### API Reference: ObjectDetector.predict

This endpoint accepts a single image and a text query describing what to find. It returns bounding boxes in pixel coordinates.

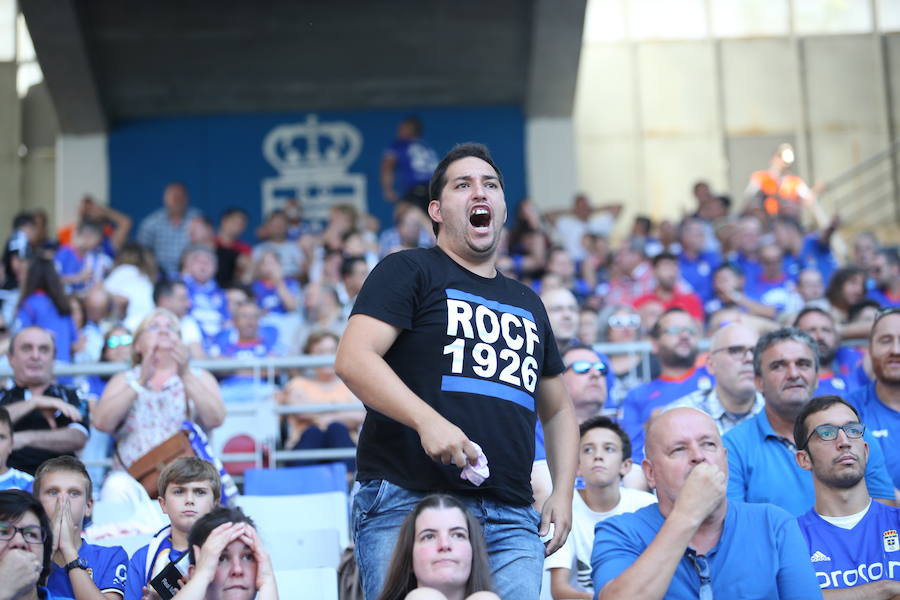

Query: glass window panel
[794,0,873,34]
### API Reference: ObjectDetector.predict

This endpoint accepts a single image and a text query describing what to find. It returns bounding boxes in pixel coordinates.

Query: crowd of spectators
[0,139,898,598]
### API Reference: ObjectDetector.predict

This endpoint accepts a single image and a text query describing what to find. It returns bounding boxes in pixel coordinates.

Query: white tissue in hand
[461,442,490,486]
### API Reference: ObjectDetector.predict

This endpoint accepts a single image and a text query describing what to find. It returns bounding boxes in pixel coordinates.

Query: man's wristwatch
[64,557,88,573]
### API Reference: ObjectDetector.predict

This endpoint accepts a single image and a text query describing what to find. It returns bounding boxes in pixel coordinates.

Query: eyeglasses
[0,522,47,545]
[711,345,754,359]
[566,361,608,376]
[660,326,699,337]
[608,314,640,329]
[106,334,133,349]
[802,422,866,450]
[686,550,713,600]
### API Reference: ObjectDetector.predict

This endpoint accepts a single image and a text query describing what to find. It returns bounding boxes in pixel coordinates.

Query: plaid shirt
[664,387,765,435]
[136,207,200,277]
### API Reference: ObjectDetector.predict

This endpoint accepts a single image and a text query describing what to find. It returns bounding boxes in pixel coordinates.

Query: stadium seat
[242,462,347,496]
[221,434,260,475]
[275,568,338,600]
[237,490,350,550]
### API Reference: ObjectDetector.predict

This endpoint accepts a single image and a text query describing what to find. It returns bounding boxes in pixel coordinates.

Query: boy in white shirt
[545,416,656,599]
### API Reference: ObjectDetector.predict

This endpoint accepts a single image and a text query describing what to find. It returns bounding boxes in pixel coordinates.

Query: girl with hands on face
[172,506,277,600]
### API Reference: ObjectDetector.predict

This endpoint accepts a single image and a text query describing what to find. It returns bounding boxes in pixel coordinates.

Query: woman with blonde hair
[93,308,224,502]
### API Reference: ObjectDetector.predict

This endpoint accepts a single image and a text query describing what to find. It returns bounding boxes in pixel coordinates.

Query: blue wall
[108,105,526,238]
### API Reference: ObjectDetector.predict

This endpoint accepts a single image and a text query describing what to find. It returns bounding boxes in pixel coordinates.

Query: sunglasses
[106,334,133,349]
[711,345,754,359]
[566,361,608,376]
[802,422,865,450]
[608,314,640,329]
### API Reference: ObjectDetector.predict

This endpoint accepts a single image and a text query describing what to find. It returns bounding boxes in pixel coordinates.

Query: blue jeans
[352,479,544,600]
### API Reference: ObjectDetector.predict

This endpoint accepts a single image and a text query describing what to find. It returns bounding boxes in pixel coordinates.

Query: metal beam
[20,0,106,133]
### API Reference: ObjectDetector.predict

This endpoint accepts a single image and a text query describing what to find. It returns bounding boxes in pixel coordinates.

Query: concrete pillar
[55,133,108,226]
[526,117,579,209]
[0,62,21,243]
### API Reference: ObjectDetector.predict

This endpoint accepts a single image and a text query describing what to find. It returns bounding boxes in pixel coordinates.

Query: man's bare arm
[14,428,87,453]
[335,314,479,467]
[535,376,578,555]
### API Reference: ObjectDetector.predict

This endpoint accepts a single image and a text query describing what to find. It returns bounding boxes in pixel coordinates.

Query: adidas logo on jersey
[811,551,831,562]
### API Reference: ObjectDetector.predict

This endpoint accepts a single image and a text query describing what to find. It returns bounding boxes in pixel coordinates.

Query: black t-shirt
[0,383,90,474]
[351,247,564,506]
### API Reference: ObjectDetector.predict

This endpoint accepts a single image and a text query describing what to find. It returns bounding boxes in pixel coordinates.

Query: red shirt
[633,289,704,321]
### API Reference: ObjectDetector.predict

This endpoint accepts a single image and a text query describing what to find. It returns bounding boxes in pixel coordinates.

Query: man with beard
[794,396,900,596]
[621,308,713,462]
[848,308,900,490]
[868,249,900,308]
[724,328,895,516]
[795,307,853,396]
[665,322,764,434]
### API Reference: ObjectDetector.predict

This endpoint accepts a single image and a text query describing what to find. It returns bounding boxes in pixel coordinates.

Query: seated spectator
[502,198,549,283]
[337,256,370,321]
[545,417,655,600]
[600,243,653,308]
[0,408,33,492]
[852,231,880,273]
[849,308,900,490]
[676,217,720,303]
[773,215,838,284]
[724,328,894,516]
[793,396,900,596]
[794,307,853,396]
[136,182,199,280]
[796,268,828,309]
[632,252,704,322]
[124,457,221,600]
[213,207,251,287]
[0,489,56,600]
[207,302,281,404]
[826,267,867,325]
[56,195,132,260]
[540,288,579,351]
[55,221,110,296]
[600,306,656,417]
[378,494,499,600]
[725,215,763,280]
[174,506,277,600]
[703,263,777,321]
[836,299,880,389]
[252,209,305,280]
[2,212,37,291]
[666,322,763,434]
[33,456,127,599]
[578,233,612,299]
[0,327,88,475]
[544,193,620,264]
[296,284,346,353]
[153,280,204,359]
[576,306,600,347]
[378,202,435,259]
[103,242,157,332]
[93,309,224,502]
[591,407,819,598]
[622,308,713,462]
[15,257,77,362]
[251,251,299,316]
[744,243,803,317]
[82,287,116,358]
[181,246,228,342]
[534,247,591,303]
[560,346,609,423]
[868,248,900,308]
[0,237,29,327]
[279,331,364,468]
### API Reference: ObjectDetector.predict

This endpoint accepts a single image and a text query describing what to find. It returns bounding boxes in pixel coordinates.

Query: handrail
[819,138,900,192]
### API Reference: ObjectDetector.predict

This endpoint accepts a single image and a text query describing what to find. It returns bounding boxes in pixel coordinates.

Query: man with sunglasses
[666,322,764,434]
[794,396,900,596]
[723,328,895,516]
[561,346,610,423]
[848,307,900,490]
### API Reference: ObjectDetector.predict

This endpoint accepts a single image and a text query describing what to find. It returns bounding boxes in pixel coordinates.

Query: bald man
[591,408,819,599]
[665,323,764,434]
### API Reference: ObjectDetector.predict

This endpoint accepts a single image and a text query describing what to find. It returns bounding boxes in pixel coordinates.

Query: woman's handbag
[124,430,196,499]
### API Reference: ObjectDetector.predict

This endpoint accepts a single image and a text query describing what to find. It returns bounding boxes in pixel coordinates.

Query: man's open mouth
[470,206,491,228]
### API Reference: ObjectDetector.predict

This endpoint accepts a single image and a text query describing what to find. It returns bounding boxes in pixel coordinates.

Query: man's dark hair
[0,490,52,583]
[633,216,652,235]
[651,252,678,268]
[793,306,834,328]
[220,207,248,222]
[340,255,368,280]
[188,506,254,565]
[753,327,819,377]
[428,143,504,237]
[713,262,743,279]
[12,212,35,230]
[152,279,186,305]
[561,343,601,365]
[650,307,690,339]
[793,395,861,450]
[579,415,633,461]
